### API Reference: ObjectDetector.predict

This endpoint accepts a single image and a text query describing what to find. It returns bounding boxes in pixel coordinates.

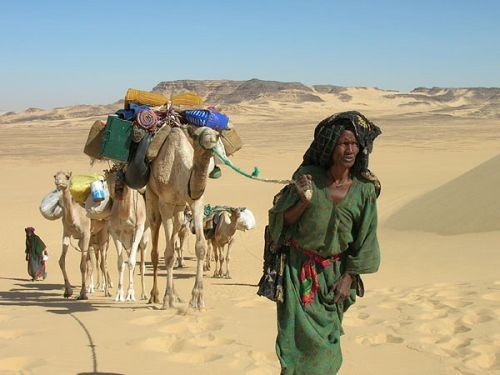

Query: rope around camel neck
[210,147,292,185]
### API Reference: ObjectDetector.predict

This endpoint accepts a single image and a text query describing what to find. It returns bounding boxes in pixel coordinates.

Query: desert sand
[1,89,499,375]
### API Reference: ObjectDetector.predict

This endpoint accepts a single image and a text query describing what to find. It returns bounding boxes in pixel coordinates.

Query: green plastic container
[99,115,133,161]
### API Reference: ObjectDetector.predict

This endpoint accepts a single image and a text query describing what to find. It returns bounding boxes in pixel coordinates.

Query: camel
[174,205,192,268]
[54,171,109,299]
[105,168,150,302]
[86,234,112,296]
[209,208,240,279]
[146,125,219,310]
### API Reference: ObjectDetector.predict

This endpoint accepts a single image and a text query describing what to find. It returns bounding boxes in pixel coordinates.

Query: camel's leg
[178,226,187,268]
[224,238,234,279]
[212,242,221,278]
[112,234,126,302]
[173,234,181,269]
[204,239,211,271]
[100,239,112,297]
[98,225,112,295]
[189,199,206,310]
[77,236,90,300]
[59,235,73,298]
[87,246,97,294]
[160,204,181,309]
[125,223,145,302]
[146,190,161,304]
[94,247,102,291]
[217,244,225,278]
[139,229,149,300]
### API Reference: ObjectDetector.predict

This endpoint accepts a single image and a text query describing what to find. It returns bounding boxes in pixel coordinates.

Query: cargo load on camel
[83,88,243,189]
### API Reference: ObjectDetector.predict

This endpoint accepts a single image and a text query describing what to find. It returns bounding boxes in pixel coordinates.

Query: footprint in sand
[0,329,27,340]
[139,334,179,353]
[0,357,37,373]
[129,314,166,326]
[355,333,404,346]
[157,315,225,335]
[234,298,266,308]
[419,319,471,336]
[228,350,277,372]
[442,300,474,309]
[169,351,223,364]
[343,312,384,327]
[439,336,472,352]
[461,309,493,325]
[377,301,400,309]
[171,334,235,352]
[420,310,449,320]
[481,291,500,302]
[465,344,500,371]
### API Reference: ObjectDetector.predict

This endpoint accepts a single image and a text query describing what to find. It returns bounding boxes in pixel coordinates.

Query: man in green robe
[25,227,48,281]
[268,111,381,374]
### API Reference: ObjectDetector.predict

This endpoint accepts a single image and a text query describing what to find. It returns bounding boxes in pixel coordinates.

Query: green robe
[268,165,380,375]
[25,234,47,280]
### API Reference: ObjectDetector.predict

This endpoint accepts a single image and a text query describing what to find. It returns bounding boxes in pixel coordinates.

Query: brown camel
[54,171,109,299]
[106,168,150,302]
[210,208,240,279]
[146,125,219,310]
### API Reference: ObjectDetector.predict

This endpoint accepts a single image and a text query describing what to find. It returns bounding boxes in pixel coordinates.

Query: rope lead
[210,147,292,185]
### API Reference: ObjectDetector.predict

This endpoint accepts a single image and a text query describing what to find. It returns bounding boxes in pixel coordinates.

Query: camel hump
[222,211,232,225]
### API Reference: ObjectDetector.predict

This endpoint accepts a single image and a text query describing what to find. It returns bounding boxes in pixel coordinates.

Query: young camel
[86,233,112,296]
[210,208,240,279]
[174,205,192,269]
[106,169,150,302]
[147,125,219,310]
[54,171,109,299]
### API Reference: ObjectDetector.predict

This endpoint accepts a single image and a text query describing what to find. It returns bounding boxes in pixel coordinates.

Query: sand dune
[0,94,499,374]
[385,154,500,234]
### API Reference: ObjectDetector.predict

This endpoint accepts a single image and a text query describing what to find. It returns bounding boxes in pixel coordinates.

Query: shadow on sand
[0,276,152,375]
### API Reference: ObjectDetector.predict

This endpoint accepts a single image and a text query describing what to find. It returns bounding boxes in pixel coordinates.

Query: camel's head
[183,205,193,224]
[230,207,241,221]
[103,169,116,193]
[191,126,219,151]
[54,171,72,190]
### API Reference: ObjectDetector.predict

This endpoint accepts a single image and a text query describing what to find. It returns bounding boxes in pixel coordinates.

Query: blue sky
[1,0,499,111]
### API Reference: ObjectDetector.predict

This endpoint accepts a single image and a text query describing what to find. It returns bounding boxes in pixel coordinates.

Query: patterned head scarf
[302,111,381,170]
[301,111,382,194]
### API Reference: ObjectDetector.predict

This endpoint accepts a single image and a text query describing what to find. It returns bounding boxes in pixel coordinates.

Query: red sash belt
[287,239,341,305]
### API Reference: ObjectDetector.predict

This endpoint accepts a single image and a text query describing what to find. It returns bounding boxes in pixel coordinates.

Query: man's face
[331,130,359,169]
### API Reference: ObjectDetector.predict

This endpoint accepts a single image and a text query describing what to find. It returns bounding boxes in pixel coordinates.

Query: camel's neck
[228,214,239,234]
[189,146,213,199]
[61,187,78,224]
[117,185,134,219]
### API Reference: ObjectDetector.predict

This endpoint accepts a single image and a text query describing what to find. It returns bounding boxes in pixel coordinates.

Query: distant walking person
[25,227,48,281]
[268,111,382,374]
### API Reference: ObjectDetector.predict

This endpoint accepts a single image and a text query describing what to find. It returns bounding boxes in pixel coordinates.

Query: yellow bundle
[69,174,103,204]
[125,88,204,109]
[171,92,204,106]
[125,89,168,109]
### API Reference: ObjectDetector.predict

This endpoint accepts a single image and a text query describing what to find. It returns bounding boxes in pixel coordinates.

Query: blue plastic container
[90,180,106,202]
[184,109,229,130]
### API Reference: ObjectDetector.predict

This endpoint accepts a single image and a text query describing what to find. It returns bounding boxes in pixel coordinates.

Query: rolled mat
[136,109,158,131]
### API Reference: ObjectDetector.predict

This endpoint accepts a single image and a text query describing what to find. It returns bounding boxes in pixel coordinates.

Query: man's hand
[332,273,354,304]
[294,174,313,202]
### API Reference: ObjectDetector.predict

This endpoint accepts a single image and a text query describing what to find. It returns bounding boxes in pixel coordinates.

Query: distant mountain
[153,78,323,104]
[1,80,498,123]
